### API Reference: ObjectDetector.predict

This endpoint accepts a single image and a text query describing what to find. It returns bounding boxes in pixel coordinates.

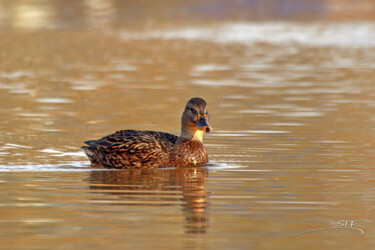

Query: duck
[81,97,212,168]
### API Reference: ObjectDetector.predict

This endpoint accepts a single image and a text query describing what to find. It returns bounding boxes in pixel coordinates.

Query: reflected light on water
[84,0,114,28]
[12,2,55,29]
[119,22,375,48]
[0,0,375,249]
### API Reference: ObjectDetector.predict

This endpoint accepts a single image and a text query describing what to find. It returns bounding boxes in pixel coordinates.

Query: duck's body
[81,98,212,169]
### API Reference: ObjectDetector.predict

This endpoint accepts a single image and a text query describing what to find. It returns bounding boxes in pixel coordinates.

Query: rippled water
[1,1,375,249]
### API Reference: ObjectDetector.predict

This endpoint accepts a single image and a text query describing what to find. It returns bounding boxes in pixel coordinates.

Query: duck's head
[180,97,212,141]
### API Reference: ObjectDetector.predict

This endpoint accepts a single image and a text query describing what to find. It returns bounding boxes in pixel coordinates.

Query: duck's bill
[197,118,212,132]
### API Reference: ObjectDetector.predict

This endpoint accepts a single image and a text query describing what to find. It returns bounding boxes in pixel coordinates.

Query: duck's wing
[99,129,139,140]
[99,130,178,143]
[82,130,178,168]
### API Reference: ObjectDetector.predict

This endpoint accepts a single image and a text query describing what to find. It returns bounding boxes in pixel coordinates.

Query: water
[1,1,375,249]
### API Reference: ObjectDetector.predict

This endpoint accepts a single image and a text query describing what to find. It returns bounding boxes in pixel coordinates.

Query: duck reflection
[88,167,209,234]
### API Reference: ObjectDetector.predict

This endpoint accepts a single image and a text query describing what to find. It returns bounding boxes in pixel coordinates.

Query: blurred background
[0,0,375,249]
[0,0,375,30]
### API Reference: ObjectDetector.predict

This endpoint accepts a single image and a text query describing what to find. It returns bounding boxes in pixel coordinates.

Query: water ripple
[120,22,375,48]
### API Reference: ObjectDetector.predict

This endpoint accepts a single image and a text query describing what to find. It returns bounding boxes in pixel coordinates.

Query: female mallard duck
[81,97,212,168]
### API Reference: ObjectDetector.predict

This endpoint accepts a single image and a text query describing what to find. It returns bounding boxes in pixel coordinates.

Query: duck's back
[82,130,178,168]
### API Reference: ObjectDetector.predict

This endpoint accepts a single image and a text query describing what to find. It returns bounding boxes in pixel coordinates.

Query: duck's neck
[179,128,204,142]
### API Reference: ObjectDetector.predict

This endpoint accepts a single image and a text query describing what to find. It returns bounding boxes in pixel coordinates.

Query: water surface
[1,1,375,249]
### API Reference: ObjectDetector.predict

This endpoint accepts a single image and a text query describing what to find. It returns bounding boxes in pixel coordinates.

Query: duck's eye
[189,107,196,113]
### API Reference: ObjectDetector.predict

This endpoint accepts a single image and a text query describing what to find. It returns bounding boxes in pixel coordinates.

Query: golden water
[0,1,375,249]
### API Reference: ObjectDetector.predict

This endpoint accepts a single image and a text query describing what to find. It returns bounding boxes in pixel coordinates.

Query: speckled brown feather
[169,139,208,167]
[81,97,211,169]
[82,130,178,168]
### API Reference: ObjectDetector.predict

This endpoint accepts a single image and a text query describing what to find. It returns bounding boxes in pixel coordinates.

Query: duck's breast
[169,139,208,167]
